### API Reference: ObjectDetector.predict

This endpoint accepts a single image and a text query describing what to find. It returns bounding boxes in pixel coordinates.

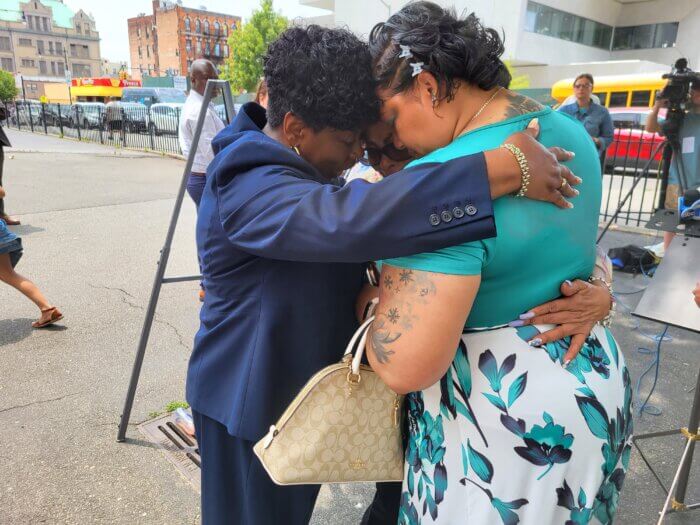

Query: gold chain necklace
[459,87,503,136]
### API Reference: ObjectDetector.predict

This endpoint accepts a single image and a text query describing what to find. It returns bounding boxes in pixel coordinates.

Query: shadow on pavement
[0,318,35,346]
[38,324,68,332]
[120,437,162,451]
[9,224,45,236]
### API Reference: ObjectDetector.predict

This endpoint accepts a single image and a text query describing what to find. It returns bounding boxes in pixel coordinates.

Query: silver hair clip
[398,45,413,58]
[410,62,425,77]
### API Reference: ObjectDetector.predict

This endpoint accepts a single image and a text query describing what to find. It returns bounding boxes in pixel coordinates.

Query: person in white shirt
[178,59,226,209]
[178,59,226,301]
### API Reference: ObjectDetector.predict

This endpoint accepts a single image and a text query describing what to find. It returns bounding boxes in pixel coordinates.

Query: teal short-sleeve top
[382,107,602,328]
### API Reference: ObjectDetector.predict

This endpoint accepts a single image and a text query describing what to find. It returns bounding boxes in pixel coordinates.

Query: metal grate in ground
[138,414,201,491]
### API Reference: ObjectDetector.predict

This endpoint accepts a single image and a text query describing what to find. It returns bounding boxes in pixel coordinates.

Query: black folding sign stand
[117,80,236,442]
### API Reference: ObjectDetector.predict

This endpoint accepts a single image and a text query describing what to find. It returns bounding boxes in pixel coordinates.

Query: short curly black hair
[369,1,511,102]
[263,25,379,131]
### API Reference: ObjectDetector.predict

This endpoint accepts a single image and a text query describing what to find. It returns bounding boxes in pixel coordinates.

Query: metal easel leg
[117,80,235,442]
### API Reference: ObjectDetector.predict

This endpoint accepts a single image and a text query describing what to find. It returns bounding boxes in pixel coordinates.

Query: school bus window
[630,90,651,107]
[609,91,628,107]
[593,92,608,106]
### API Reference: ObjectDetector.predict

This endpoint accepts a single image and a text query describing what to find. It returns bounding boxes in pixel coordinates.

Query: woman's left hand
[510,279,612,365]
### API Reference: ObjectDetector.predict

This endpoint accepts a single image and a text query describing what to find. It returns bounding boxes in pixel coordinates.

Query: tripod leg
[657,437,695,523]
[673,367,700,505]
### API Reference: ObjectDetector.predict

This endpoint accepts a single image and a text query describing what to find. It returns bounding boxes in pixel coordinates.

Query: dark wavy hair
[369,1,511,102]
[574,73,594,87]
[263,25,379,131]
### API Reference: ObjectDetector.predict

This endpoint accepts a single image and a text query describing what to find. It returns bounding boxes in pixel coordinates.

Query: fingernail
[519,311,535,320]
[527,118,539,128]
[509,320,525,327]
[575,176,582,183]
[564,280,573,287]
[568,151,575,158]
[563,359,571,368]
[573,189,580,196]
[529,338,543,347]
[567,202,574,209]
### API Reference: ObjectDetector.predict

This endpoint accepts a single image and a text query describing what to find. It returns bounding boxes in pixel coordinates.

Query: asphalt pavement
[0,129,698,524]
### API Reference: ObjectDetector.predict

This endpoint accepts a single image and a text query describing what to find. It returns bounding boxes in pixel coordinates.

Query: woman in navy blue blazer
[186,25,603,525]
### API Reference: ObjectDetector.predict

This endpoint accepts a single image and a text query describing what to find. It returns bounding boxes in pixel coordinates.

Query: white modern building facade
[300,0,700,90]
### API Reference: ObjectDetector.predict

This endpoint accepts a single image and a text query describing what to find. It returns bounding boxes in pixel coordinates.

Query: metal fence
[3,100,189,155]
[2,100,667,229]
[599,122,666,228]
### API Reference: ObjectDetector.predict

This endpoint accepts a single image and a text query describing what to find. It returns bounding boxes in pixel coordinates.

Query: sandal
[1,214,21,226]
[32,306,64,328]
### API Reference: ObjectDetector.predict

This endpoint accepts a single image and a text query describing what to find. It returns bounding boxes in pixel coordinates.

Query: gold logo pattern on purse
[253,316,405,485]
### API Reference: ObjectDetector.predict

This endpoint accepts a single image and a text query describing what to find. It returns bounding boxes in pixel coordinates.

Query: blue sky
[63,0,328,64]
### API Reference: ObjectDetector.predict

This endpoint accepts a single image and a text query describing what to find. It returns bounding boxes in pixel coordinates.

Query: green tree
[223,0,288,93]
[505,61,529,90]
[0,69,18,101]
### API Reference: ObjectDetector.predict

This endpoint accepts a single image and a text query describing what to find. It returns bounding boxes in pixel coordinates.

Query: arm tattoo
[502,91,544,120]
[369,318,399,364]
[368,269,437,365]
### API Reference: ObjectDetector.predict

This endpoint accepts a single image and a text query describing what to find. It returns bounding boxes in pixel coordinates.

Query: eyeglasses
[574,83,592,89]
[359,142,413,167]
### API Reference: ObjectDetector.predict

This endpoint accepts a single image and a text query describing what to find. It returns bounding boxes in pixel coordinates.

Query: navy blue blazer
[186,103,497,441]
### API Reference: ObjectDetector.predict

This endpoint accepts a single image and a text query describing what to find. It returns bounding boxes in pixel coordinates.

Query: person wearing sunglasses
[360,120,414,177]
[558,73,614,160]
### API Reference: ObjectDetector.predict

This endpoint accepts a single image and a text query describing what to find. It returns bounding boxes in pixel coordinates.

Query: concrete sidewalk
[0,132,698,524]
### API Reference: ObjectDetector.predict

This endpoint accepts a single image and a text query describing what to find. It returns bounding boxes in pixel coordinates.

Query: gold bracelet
[588,276,616,327]
[501,143,531,197]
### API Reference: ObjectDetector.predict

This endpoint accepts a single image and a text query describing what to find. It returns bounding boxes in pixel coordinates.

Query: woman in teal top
[367,3,630,524]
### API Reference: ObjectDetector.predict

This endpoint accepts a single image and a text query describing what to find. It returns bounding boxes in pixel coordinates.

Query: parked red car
[605,107,666,173]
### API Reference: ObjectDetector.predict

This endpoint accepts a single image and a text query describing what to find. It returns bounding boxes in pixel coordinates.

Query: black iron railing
[3,100,185,156]
[599,121,665,227]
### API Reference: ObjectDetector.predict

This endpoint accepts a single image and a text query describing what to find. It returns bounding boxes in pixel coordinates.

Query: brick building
[128,1,240,80]
[0,0,101,99]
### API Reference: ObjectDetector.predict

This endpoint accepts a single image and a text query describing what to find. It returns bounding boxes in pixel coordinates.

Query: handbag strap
[343,315,374,358]
[343,298,381,376]
[351,318,374,375]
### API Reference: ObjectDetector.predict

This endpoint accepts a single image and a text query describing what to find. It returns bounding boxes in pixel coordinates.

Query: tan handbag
[253,315,405,485]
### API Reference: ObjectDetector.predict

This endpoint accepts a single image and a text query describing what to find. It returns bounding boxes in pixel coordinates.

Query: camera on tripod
[659,59,699,136]
[657,58,700,222]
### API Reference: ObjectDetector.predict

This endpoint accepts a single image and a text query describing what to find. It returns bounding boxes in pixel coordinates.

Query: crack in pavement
[88,283,136,300]
[88,283,191,353]
[0,391,84,415]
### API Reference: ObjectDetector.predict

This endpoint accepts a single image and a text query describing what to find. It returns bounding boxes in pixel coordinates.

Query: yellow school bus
[551,73,666,108]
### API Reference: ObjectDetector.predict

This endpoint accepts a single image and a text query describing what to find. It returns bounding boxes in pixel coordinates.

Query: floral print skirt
[399,324,632,525]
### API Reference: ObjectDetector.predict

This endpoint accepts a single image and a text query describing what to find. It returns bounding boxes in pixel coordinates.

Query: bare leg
[0,253,54,319]
[663,231,675,251]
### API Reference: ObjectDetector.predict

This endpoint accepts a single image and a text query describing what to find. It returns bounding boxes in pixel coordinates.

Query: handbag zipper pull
[262,425,278,449]
[393,396,400,427]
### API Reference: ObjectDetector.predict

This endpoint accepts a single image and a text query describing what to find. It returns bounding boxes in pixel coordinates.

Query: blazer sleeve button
[452,206,465,219]
[465,204,478,216]
[429,213,441,226]
[440,210,453,223]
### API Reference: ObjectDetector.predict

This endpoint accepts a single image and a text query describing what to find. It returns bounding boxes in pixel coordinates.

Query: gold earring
[431,92,438,107]
[292,145,301,155]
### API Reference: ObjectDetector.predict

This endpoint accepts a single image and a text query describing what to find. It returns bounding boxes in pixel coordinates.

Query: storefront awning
[70,86,123,98]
